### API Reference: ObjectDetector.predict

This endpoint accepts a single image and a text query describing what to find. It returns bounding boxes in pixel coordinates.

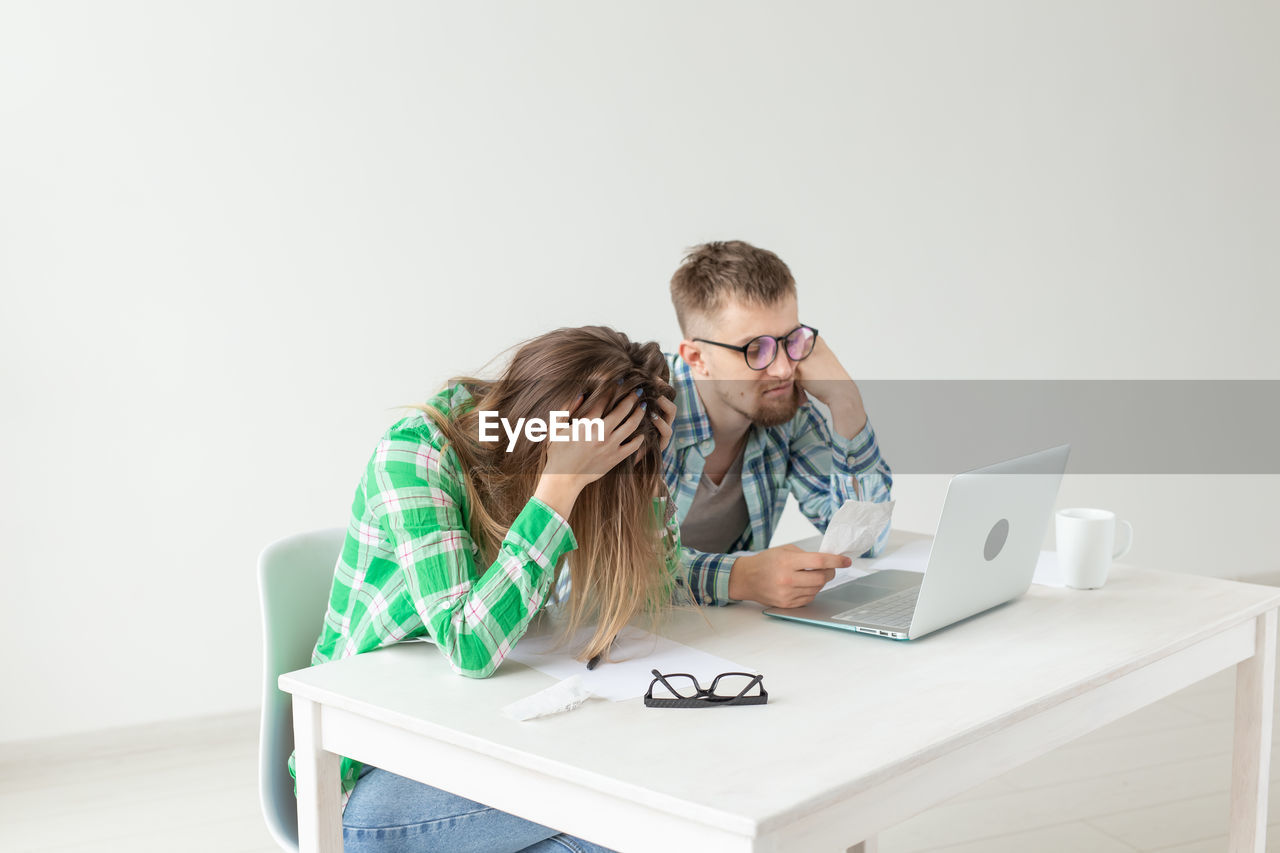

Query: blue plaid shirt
[663,354,893,605]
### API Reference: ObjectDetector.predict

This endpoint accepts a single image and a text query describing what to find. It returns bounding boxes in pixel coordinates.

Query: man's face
[690,295,806,427]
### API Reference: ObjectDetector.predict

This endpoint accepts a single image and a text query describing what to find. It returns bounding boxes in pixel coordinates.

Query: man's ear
[679,339,712,377]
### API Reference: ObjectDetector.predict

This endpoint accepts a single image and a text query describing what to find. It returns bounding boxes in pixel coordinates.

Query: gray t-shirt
[679,450,750,554]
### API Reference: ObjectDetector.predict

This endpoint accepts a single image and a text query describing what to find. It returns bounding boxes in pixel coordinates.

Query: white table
[282,534,1280,852]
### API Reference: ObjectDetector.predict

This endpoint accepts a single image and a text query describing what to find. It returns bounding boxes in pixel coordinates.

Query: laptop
[763,444,1069,640]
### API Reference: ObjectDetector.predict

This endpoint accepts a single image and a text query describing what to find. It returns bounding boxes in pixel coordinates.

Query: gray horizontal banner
[853,380,1280,474]
[447,379,1278,474]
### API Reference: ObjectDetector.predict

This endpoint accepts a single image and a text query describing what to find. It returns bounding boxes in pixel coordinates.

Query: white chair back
[257,528,344,852]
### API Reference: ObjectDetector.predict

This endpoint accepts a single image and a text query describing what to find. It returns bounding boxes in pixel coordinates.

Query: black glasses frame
[692,325,819,371]
[644,668,768,708]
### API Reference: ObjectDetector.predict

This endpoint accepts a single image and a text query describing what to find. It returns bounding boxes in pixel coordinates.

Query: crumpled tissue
[818,499,896,560]
[502,675,597,722]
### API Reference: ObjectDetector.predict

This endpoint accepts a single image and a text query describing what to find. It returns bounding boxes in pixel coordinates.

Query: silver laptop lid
[908,445,1070,639]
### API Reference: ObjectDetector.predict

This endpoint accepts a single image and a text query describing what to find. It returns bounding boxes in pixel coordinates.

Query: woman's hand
[535,393,647,518]
[651,395,677,454]
[633,394,677,497]
[633,394,676,464]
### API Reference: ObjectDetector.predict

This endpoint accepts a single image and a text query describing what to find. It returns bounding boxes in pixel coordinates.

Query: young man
[665,240,893,609]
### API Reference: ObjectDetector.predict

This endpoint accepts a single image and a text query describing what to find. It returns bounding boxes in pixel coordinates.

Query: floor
[3,656,1278,851]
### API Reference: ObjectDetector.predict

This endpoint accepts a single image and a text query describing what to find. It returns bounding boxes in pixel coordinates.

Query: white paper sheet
[826,537,1067,589]
[817,499,895,560]
[507,625,754,701]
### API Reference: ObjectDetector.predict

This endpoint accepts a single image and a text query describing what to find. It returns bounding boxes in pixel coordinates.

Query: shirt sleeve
[367,432,578,678]
[787,405,894,557]
[678,546,738,606]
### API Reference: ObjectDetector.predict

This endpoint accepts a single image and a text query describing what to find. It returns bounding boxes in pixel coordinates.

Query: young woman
[296,326,682,853]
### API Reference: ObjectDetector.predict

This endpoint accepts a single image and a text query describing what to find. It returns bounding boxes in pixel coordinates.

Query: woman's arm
[376,393,651,677]
[371,432,576,678]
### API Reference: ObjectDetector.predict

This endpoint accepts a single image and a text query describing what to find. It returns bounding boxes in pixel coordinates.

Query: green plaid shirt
[294,383,683,800]
[664,354,893,605]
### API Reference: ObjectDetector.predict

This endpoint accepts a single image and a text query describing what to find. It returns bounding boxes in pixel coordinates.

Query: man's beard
[748,381,804,427]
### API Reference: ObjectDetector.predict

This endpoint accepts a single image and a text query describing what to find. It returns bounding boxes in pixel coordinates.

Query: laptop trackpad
[827,570,922,602]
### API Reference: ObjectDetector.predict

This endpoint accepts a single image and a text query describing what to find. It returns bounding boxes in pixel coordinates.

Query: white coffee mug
[1056,508,1133,589]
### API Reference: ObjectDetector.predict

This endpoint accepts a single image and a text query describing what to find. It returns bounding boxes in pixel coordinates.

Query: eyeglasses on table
[644,668,768,708]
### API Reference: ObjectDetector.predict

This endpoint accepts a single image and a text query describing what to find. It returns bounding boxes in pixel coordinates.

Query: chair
[257,528,345,852]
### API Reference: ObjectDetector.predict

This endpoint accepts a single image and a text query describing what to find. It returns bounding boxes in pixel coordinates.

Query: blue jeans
[341,765,616,853]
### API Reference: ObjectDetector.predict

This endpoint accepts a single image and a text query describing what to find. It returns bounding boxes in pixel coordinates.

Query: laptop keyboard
[832,586,919,628]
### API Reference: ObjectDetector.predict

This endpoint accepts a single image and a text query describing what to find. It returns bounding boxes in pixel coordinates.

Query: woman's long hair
[420,326,679,662]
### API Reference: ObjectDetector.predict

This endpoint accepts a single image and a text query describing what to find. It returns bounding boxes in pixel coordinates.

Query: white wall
[2,1,1276,743]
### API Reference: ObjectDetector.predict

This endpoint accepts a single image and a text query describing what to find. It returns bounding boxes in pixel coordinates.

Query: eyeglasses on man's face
[692,325,818,371]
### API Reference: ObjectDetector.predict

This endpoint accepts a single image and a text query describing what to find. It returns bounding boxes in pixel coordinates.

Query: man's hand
[728,544,852,608]
[794,336,868,438]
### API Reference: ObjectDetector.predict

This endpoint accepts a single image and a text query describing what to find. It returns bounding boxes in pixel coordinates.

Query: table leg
[293,695,343,853]
[1229,608,1277,853]
[845,839,878,853]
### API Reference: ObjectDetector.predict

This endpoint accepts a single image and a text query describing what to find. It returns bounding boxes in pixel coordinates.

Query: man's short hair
[669,240,796,335]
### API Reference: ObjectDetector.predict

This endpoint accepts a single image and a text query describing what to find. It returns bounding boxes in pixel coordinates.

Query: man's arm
[680,543,849,608]
[679,546,739,606]
[786,403,893,553]
[790,337,893,555]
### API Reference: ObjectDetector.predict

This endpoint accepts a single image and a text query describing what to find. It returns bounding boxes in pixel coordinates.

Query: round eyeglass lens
[745,336,777,370]
[786,326,817,361]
